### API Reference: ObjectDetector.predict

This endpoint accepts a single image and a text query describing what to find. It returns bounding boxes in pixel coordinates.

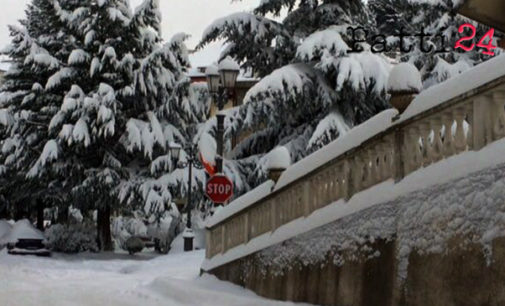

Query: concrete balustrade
[205,79,505,262]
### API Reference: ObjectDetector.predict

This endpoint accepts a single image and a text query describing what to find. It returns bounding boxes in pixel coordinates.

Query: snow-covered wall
[204,53,505,273]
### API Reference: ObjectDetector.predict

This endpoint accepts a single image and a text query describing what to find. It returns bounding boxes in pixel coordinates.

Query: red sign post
[206,175,234,204]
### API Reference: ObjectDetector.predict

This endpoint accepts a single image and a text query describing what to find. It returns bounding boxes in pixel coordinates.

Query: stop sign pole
[206,175,234,204]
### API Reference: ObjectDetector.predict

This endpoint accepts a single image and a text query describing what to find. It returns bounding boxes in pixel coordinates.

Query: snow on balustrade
[204,54,505,269]
[276,109,399,191]
[398,54,505,123]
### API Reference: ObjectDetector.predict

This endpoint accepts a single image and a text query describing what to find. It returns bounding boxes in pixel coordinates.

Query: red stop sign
[206,175,234,204]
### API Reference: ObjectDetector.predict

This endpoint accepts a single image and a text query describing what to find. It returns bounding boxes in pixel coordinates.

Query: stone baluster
[401,130,412,175]
[364,150,371,187]
[303,181,311,217]
[280,193,287,223]
[419,122,432,165]
[332,167,339,201]
[342,160,351,200]
[333,166,340,201]
[386,136,395,179]
[464,102,474,150]
[408,126,422,172]
[296,187,303,217]
[453,107,467,153]
[315,174,322,209]
[442,113,455,157]
[381,142,390,180]
[474,95,491,149]
[430,117,443,161]
[271,197,277,231]
[492,91,505,140]
[244,212,250,243]
[221,225,226,254]
[353,155,363,193]
[310,177,317,212]
[326,168,334,204]
[376,143,385,182]
[281,193,287,223]
[369,148,379,186]
[264,201,271,232]
[321,173,328,207]
[294,188,301,217]
[319,169,331,207]
[393,130,406,181]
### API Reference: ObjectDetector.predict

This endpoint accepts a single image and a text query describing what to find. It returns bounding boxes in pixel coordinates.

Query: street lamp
[169,142,202,252]
[205,57,240,174]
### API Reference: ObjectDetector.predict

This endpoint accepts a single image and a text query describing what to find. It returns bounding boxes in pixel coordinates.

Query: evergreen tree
[368,0,501,87]
[198,0,391,189]
[0,0,220,249]
[0,0,80,221]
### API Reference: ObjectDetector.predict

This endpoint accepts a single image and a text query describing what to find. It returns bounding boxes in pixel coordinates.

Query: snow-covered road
[0,249,298,306]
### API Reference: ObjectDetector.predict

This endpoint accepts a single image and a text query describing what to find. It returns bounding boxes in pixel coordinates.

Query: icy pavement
[0,248,300,306]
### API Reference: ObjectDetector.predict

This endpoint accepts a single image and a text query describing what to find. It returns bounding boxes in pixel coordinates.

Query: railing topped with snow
[204,55,505,267]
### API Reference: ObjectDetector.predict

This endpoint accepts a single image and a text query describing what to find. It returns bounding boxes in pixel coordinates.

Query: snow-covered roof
[188,67,207,78]
[204,64,219,76]
[218,56,240,71]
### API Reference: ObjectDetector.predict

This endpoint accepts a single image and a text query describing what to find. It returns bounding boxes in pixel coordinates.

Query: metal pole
[187,155,192,230]
[216,113,225,174]
[183,147,194,252]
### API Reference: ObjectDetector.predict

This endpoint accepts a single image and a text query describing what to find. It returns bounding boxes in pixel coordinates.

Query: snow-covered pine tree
[198,0,391,189]
[368,0,501,87]
[20,0,220,249]
[0,0,80,221]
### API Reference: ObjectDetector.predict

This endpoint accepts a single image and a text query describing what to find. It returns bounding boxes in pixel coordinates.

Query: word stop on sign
[207,183,232,195]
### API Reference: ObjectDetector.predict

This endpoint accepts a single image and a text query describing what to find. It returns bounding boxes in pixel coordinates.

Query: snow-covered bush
[45,223,98,253]
[112,206,181,252]
[112,215,148,250]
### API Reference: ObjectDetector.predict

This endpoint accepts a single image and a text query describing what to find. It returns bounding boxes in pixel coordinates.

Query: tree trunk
[57,205,68,224]
[36,200,44,230]
[97,205,113,251]
[14,203,25,221]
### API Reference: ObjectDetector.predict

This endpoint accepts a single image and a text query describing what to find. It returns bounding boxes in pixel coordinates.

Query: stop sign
[206,175,234,204]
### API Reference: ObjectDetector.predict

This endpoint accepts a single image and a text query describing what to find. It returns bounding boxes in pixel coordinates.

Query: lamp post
[205,57,240,174]
[169,142,202,252]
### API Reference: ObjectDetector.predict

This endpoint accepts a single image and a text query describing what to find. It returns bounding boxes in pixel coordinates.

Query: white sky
[0,0,261,66]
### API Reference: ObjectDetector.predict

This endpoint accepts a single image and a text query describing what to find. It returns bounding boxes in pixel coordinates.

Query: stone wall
[208,237,505,306]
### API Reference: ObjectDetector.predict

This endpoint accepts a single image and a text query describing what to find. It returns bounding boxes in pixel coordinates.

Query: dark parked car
[5,220,50,257]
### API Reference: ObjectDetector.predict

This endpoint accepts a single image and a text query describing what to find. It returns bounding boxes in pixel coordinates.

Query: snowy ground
[0,244,301,306]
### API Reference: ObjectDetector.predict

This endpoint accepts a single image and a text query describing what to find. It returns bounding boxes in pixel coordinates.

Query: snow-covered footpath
[0,247,300,306]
